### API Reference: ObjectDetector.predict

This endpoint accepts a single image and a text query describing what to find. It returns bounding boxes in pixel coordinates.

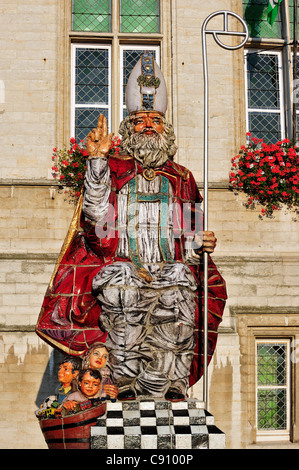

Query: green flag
[267,0,283,26]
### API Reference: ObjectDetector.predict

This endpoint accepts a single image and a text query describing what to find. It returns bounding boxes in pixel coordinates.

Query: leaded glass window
[242,0,282,39]
[256,341,290,436]
[243,1,299,142]
[70,2,163,138]
[120,46,160,122]
[120,0,160,33]
[71,45,111,142]
[72,0,111,32]
[245,52,284,143]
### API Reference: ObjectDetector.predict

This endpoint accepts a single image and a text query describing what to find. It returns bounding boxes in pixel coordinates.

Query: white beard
[121,130,169,169]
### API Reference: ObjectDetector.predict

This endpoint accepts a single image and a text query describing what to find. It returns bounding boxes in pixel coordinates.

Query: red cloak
[36,156,227,387]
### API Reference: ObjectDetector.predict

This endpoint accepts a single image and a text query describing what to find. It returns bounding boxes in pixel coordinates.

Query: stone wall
[0,186,73,449]
[0,0,298,449]
[0,0,59,180]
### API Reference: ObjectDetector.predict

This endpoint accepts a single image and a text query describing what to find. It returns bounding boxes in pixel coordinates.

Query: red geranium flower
[229,135,299,219]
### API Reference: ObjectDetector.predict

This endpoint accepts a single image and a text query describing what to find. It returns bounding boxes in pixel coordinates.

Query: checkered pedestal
[90,399,225,449]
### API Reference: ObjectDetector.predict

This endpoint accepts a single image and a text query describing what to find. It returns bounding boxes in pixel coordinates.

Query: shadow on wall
[35,348,65,407]
[209,355,235,448]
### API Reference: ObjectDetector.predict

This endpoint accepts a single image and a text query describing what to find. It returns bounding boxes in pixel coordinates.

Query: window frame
[243,0,299,143]
[244,49,286,142]
[234,308,299,446]
[255,338,291,442]
[69,0,165,139]
[70,43,112,139]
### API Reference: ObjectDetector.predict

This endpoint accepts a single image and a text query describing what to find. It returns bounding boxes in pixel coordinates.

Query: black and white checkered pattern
[90,399,225,449]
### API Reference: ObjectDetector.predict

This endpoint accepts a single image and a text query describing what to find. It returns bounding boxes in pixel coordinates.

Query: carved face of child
[79,371,101,398]
[58,361,79,388]
[89,346,108,370]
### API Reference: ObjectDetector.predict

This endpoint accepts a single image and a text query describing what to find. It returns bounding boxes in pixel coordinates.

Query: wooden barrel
[39,402,106,449]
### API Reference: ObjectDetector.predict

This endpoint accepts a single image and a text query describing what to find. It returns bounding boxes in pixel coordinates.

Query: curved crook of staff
[201,11,248,409]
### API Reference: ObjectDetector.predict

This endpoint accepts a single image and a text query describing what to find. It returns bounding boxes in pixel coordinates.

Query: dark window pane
[75,107,109,142]
[257,343,287,386]
[248,111,281,143]
[76,85,109,105]
[247,53,280,109]
[75,48,109,105]
[257,343,288,431]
